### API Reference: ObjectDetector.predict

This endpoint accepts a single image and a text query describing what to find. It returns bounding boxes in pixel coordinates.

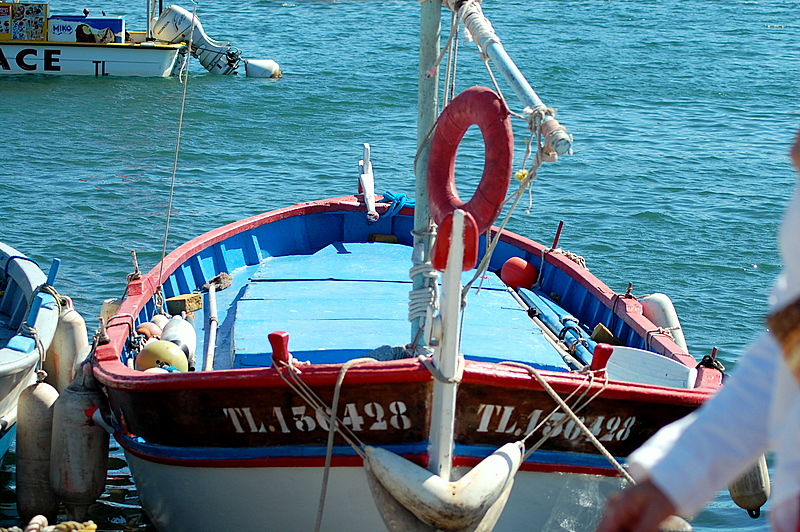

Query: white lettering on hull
[476,403,637,442]
[223,401,412,434]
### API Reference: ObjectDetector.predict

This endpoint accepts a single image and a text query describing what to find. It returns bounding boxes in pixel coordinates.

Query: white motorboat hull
[0,41,183,77]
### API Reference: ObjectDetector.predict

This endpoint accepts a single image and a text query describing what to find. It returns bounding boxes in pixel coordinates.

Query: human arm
[595,331,779,531]
[595,478,677,532]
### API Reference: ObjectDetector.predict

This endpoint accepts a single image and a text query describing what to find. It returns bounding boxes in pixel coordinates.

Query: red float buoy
[500,257,538,290]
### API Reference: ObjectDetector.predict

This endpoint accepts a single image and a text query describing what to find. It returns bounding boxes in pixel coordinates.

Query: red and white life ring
[427,86,514,234]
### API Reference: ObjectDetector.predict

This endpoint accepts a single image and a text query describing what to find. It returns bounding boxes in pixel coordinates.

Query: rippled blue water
[0,0,797,529]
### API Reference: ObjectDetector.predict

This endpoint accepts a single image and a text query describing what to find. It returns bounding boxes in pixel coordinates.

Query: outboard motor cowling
[152,5,280,77]
[152,4,238,74]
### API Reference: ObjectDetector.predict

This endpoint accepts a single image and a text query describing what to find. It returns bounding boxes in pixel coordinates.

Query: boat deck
[199,241,572,372]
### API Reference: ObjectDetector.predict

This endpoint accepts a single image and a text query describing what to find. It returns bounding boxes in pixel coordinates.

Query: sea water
[0,0,796,529]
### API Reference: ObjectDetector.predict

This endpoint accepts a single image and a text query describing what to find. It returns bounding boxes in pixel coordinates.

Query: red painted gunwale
[93,196,721,401]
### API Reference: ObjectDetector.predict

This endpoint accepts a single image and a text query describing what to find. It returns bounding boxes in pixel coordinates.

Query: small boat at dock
[88,0,726,530]
[0,242,60,459]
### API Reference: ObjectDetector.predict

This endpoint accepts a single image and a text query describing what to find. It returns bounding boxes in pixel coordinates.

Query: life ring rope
[427,86,514,234]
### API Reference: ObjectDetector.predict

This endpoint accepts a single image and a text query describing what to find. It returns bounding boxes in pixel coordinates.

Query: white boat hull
[0,42,183,77]
[126,452,624,531]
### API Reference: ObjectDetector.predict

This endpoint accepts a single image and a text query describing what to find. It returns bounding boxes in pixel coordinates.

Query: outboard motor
[152,4,281,78]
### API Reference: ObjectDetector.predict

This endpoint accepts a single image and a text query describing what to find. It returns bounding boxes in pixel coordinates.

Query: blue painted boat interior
[131,209,658,372]
[0,265,30,347]
[0,248,52,354]
[227,241,569,371]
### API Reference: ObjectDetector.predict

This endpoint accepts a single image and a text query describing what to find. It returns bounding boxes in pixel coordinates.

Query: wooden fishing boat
[0,242,60,459]
[0,1,280,77]
[90,0,724,530]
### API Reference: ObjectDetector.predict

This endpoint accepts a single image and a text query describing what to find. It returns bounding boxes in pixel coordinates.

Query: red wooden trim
[491,228,722,389]
[123,442,618,477]
[460,360,712,406]
[95,356,433,392]
[94,197,722,394]
[96,355,710,405]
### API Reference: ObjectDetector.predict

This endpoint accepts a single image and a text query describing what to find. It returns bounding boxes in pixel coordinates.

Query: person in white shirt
[596,130,800,532]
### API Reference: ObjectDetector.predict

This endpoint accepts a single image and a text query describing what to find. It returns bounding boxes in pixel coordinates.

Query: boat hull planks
[106,362,700,470]
[124,452,625,532]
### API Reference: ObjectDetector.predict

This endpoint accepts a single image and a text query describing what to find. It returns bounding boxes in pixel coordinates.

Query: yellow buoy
[50,365,110,522]
[143,367,170,374]
[135,340,188,372]
[16,382,60,523]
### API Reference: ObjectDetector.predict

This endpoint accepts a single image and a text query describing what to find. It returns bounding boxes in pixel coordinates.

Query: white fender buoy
[99,298,121,325]
[641,293,689,352]
[728,454,770,518]
[44,297,89,393]
[50,365,110,522]
[136,322,162,340]
[161,315,197,370]
[16,382,60,523]
[244,59,282,78]
[150,314,170,329]
[364,442,522,530]
[72,345,92,381]
[658,515,693,532]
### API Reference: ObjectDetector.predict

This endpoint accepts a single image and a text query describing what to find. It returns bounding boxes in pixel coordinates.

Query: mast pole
[411,0,441,345]
[146,0,152,40]
[428,211,466,480]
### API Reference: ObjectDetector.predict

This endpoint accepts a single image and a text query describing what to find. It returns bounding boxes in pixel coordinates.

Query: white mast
[427,211,467,480]
[410,0,441,346]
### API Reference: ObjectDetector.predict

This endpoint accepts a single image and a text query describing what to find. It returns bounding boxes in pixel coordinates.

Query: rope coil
[408,263,440,324]
[380,191,415,218]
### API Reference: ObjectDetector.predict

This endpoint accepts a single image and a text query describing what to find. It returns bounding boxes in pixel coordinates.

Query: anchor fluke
[364,442,523,531]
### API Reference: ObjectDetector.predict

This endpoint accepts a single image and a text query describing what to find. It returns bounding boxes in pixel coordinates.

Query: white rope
[271,355,377,531]
[19,283,63,378]
[442,12,459,105]
[460,167,537,299]
[20,322,46,378]
[501,361,632,482]
[314,357,374,532]
[418,354,464,384]
[517,370,605,456]
[156,2,197,290]
[272,358,367,454]
[427,7,460,81]
[408,262,440,324]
